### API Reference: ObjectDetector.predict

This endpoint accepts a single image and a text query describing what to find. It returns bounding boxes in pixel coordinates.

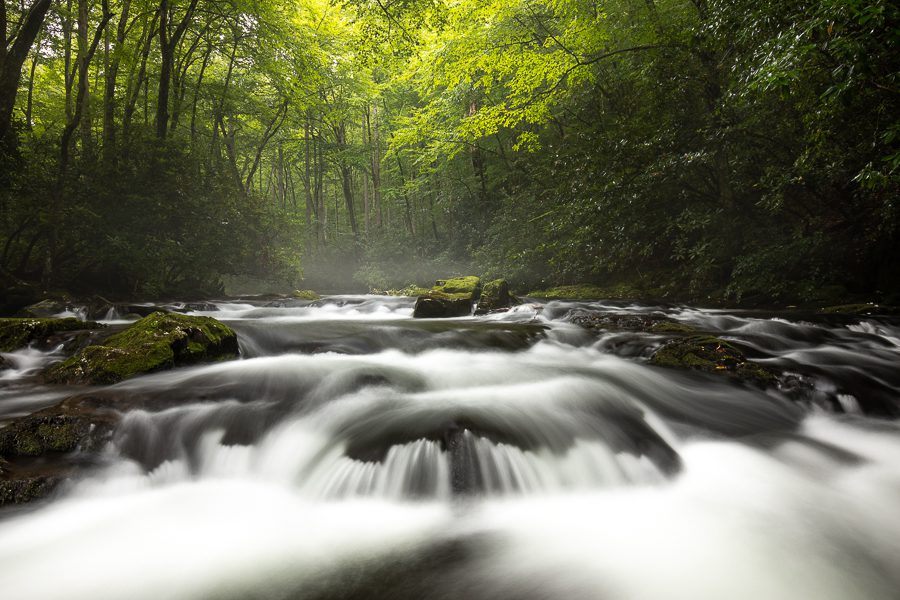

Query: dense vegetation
[1,0,897,303]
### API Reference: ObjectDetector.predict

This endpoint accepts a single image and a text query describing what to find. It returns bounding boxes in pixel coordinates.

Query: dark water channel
[1,296,900,599]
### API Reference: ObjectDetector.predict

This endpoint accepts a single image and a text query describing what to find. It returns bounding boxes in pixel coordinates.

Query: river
[1,296,899,599]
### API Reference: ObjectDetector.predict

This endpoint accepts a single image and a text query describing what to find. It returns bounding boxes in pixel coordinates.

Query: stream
[1,296,900,599]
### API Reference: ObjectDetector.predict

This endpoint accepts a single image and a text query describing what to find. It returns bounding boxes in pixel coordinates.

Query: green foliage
[1,0,898,304]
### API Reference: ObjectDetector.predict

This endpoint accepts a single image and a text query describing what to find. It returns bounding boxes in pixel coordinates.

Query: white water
[1,296,899,599]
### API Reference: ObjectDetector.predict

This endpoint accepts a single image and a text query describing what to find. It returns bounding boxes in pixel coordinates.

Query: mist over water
[1,297,900,599]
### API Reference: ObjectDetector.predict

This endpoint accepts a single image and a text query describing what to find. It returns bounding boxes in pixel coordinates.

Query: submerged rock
[44,312,238,384]
[0,317,105,352]
[650,335,777,386]
[413,276,482,318]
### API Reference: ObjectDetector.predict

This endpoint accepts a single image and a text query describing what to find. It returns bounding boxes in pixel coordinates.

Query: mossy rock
[44,312,238,384]
[0,317,105,352]
[413,276,482,318]
[0,415,89,456]
[0,476,60,505]
[475,279,519,315]
[527,283,641,300]
[570,312,692,333]
[413,292,476,318]
[650,335,777,386]
[292,289,321,301]
[433,276,481,296]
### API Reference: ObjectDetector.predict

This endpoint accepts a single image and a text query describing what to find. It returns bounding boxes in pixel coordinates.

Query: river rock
[413,276,482,318]
[0,394,123,506]
[474,279,519,315]
[650,334,777,386]
[0,317,105,352]
[44,311,238,384]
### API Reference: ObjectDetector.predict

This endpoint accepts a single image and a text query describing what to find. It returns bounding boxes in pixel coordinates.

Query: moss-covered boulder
[0,414,91,456]
[475,279,519,315]
[44,312,238,384]
[292,289,321,301]
[413,277,482,318]
[650,335,777,386]
[527,283,641,301]
[0,317,105,352]
[0,394,125,506]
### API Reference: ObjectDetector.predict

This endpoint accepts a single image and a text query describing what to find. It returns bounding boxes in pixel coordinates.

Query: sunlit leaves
[390,0,606,162]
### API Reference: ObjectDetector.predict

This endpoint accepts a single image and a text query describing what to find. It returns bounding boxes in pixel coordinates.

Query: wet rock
[0,395,122,506]
[570,311,694,333]
[44,312,238,384]
[650,335,778,387]
[15,298,72,318]
[474,279,519,315]
[0,317,105,352]
[0,414,94,456]
[413,277,482,319]
[167,302,219,313]
[0,473,60,505]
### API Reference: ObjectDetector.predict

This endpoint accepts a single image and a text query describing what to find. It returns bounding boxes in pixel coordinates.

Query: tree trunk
[155,0,198,139]
[0,0,52,145]
[123,12,157,142]
[102,0,132,161]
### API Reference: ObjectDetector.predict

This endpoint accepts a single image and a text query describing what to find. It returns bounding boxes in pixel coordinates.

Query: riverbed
[1,296,899,599]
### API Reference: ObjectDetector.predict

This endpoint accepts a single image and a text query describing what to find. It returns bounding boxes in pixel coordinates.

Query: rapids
[1,295,900,599]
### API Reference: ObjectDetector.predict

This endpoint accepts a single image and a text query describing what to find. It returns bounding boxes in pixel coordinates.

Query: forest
[0,0,898,304]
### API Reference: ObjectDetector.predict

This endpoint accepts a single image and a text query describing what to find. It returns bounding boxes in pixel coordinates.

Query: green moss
[651,335,777,386]
[649,321,696,334]
[292,289,321,300]
[0,317,105,352]
[434,276,481,296]
[45,311,238,384]
[476,279,516,314]
[527,283,640,300]
[0,416,85,457]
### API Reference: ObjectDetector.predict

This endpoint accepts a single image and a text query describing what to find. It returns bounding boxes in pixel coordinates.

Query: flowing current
[2,296,900,599]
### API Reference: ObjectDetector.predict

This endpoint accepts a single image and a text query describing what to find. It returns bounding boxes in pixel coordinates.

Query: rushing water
[1,296,900,599]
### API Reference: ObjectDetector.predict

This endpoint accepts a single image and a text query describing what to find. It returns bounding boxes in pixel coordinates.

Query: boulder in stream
[44,311,238,384]
[474,279,519,315]
[0,317,105,352]
[0,395,123,506]
[650,334,777,386]
[413,276,482,318]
